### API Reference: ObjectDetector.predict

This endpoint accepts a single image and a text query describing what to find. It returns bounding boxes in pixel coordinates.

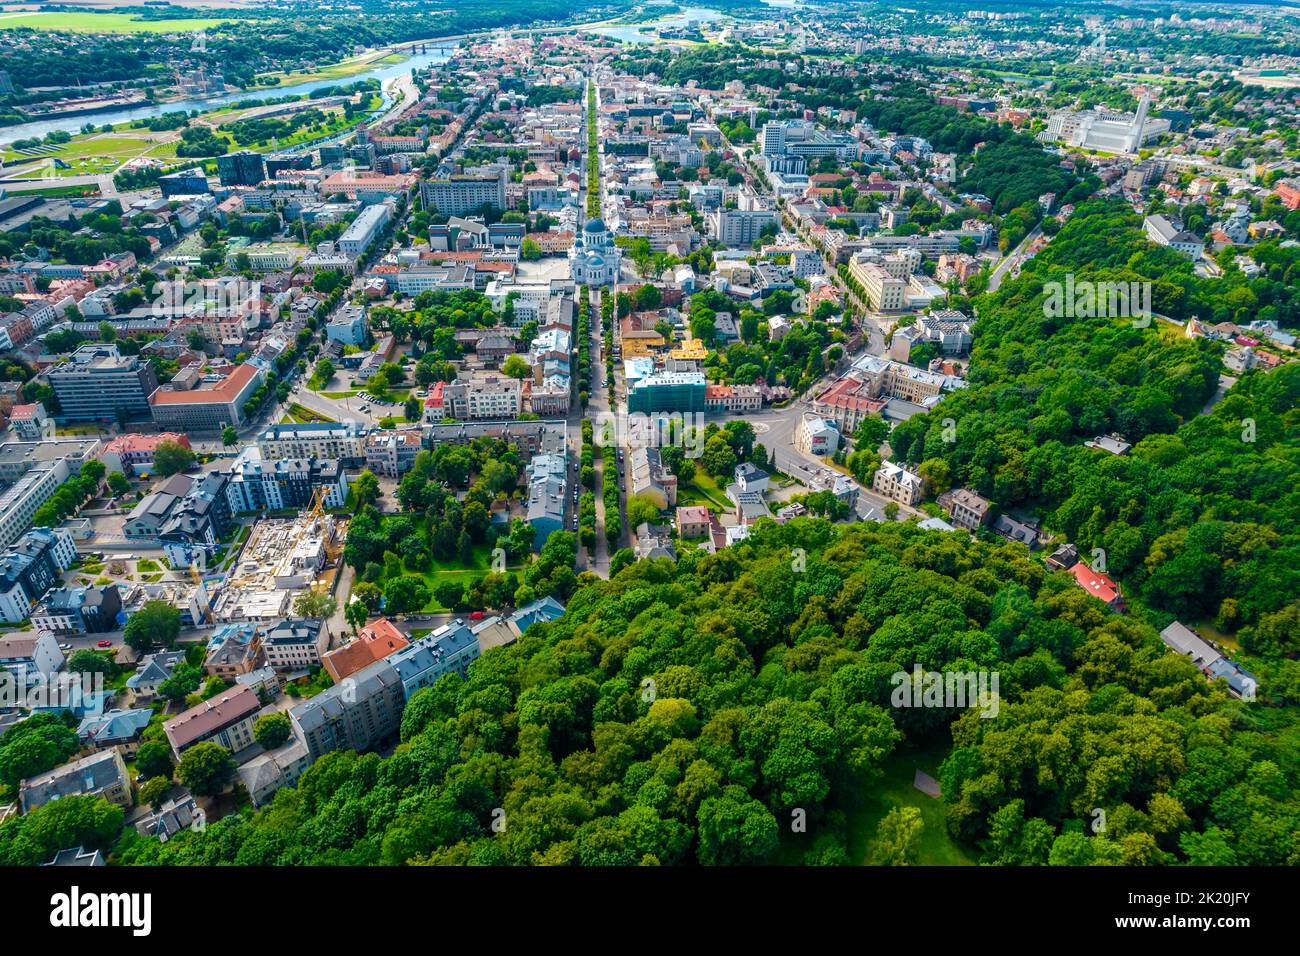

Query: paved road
[987,224,1043,293]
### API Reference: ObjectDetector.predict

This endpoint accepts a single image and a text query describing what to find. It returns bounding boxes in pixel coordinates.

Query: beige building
[873,460,925,506]
[938,488,991,530]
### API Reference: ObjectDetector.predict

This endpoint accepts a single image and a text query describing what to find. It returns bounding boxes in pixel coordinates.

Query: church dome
[584,218,607,234]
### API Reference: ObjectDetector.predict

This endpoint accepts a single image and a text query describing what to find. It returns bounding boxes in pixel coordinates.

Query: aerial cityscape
[0,0,1296,890]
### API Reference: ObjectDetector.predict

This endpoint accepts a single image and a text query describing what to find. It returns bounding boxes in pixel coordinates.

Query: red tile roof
[150,364,258,406]
[322,617,409,681]
[1070,563,1121,606]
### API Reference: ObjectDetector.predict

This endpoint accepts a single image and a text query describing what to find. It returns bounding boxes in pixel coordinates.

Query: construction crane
[189,559,214,624]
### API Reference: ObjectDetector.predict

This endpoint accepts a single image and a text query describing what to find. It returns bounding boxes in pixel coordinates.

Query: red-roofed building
[1070,562,1123,610]
[322,617,409,682]
[163,684,261,756]
[676,505,710,539]
[149,364,263,431]
[99,432,192,476]
[7,402,53,441]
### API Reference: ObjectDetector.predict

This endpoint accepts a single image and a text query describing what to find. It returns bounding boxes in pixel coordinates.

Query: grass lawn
[852,741,976,866]
[0,12,244,33]
[257,52,403,87]
[772,737,976,866]
[684,467,732,512]
[287,403,335,424]
[320,390,360,399]
[405,543,525,612]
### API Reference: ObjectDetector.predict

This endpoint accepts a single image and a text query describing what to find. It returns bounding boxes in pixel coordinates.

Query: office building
[149,363,264,432]
[217,150,266,187]
[627,371,707,415]
[47,345,159,422]
[159,168,209,197]
[419,168,507,216]
[338,201,392,259]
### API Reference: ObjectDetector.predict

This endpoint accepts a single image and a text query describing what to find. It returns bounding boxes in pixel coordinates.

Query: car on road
[469,611,485,621]
[59,643,71,652]
[96,640,112,648]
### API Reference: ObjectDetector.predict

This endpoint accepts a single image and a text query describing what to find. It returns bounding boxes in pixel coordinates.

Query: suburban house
[1070,562,1124,610]
[676,505,711,539]
[126,650,186,703]
[76,708,153,755]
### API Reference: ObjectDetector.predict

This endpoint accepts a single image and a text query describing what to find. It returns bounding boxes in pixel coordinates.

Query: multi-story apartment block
[937,488,992,531]
[19,749,130,814]
[225,448,348,513]
[163,684,262,757]
[256,421,368,466]
[338,202,393,259]
[363,428,422,477]
[443,376,523,420]
[387,619,482,700]
[263,619,329,672]
[419,168,508,216]
[290,658,405,760]
[0,527,76,624]
[30,584,122,635]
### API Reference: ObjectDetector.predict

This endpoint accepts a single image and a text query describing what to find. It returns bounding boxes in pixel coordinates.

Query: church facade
[569,218,621,287]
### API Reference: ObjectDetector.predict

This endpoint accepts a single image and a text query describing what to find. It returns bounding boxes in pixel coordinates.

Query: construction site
[209,490,346,624]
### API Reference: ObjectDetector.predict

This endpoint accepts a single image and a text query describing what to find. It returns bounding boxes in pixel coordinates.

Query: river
[586,6,727,45]
[0,45,457,147]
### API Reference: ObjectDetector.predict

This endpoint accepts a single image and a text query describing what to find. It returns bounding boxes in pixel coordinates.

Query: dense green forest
[890,200,1300,649]
[2,520,1294,866]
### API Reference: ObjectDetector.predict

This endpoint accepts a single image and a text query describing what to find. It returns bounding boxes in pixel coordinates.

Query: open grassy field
[0,11,243,33]
[257,52,405,88]
[2,131,178,177]
[678,466,731,513]
[405,543,524,612]
[770,739,977,866]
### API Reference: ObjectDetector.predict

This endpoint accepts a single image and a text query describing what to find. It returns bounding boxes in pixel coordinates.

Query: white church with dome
[568,217,621,287]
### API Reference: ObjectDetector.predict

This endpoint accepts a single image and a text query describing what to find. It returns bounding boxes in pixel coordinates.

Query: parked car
[469,611,485,621]
[59,643,71,652]
[96,640,112,648]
